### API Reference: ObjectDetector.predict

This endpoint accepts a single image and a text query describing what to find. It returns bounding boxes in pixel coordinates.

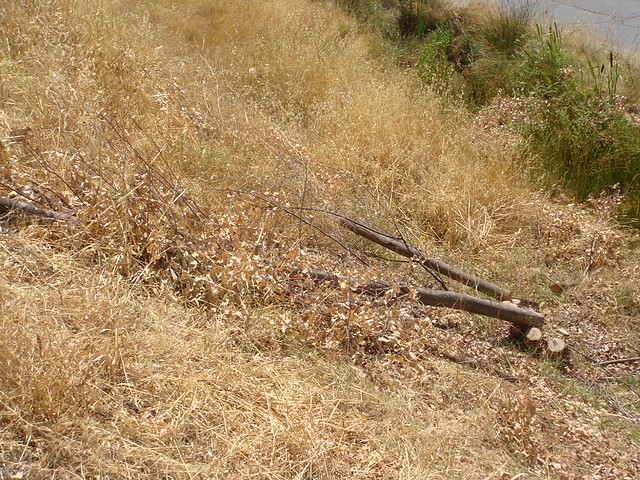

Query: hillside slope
[1,0,638,478]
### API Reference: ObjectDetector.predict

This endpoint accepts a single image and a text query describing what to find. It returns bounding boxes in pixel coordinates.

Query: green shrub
[524,91,640,222]
[461,20,565,105]
[466,24,640,222]
[335,0,640,224]
[585,52,621,97]
[334,0,380,17]
[462,54,517,106]
[417,23,455,89]
[512,24,569,97]
[397,0,449,38]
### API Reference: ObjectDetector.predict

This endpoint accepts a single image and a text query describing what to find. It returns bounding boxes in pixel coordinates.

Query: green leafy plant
[461,15,558,105]
[417,22,454,89]
[333,0,640,223]
[397,0,449,38]
[513,24,568,97]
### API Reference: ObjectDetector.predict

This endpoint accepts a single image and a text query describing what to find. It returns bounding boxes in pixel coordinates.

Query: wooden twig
[438,351,519,382]
[295,267,544,328]
[598,357,640,366]
[0,197,75,222]
[340,218,513,301]
[216,188,370,266]
[422,339,518,381]
[537,270,584,294]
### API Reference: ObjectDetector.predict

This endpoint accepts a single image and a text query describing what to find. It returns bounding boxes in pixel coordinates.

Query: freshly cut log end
[546,337,566,358]
[524,327,543,348]
[508,325,543,348]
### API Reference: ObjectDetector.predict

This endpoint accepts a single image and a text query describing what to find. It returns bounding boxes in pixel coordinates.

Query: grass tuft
[478,0,535,57]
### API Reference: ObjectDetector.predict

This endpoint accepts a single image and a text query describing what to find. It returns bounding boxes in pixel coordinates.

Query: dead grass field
[0,0,638,478]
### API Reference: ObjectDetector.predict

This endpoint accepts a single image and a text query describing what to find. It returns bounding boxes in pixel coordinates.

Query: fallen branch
[438,351,519,382]
[340,218,512,301]
[296,267,544,328]
[0,197,75,222]
[597,356,640,367]
[537,271,584,294]
[289,267,520,380]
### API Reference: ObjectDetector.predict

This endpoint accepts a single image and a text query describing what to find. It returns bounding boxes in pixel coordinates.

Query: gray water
[457,0,640,51]
[538,0,640,48]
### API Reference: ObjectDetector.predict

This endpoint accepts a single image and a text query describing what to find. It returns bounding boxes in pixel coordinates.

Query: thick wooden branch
[300,268,544,329]
[0,196,75,222]
[340,219,512,301]
[410,289,542,327]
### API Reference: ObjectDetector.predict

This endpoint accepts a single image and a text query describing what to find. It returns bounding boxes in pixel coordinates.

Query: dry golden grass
[1,0,639,478]
[4,0,536,245]
[0,232,528,479]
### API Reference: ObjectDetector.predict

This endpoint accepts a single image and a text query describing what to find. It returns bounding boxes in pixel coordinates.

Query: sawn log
[301,268,544,328]
[340,219,512,301]
[0,197,75,222]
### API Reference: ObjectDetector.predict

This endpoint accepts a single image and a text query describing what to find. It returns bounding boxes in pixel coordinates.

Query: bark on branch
[340,219,512,301]
[0,196,75,222]
[298,268,544,328]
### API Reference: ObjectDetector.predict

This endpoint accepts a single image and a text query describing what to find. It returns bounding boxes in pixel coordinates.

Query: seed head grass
[1,0,639,478]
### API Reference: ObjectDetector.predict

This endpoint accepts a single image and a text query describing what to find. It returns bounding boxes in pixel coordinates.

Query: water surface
[456,0,640,51]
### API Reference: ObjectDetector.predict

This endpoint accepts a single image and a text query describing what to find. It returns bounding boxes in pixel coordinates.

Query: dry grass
[4,0,536,245]
[1,0,639,478]
[0,234,526,479]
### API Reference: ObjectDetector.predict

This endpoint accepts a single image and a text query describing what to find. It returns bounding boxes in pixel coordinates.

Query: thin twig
[261,204,449,289]
[219,188,370,266]
[598,357,640,367]
[570,347,640,414]
[420,342,518,382]
[568,346,599,363]
[439,351,519,382]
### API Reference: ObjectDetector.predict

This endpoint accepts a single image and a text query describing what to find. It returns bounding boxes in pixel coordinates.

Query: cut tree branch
[289,267,522,380]
[340,218,513,301]
[295,268,544,328]
[438,351,519,382]
[598,357,640,366]
[421,339,518,381]
[0,197,75,222]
